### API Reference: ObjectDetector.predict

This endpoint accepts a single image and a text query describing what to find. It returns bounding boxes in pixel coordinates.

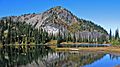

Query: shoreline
[1,44,120,54]
[55,46,120,53]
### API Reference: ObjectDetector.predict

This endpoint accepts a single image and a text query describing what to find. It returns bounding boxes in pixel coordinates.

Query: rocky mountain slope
[1,6,108,39]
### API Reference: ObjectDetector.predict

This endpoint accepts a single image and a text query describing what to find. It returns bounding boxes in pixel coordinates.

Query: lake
[0,45,120,67]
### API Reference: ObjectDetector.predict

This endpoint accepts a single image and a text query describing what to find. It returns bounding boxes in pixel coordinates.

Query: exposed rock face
[1,6,108,38]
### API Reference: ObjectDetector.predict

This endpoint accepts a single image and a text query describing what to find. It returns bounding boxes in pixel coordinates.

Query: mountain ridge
[1,6,108,40]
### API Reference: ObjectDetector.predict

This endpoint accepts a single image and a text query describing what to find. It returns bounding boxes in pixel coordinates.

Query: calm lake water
[0,45,120,67]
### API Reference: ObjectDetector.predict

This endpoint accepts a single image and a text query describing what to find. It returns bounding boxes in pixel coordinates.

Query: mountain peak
[53,6,62,9]
[3,6,108,36]
[49,6,68,12]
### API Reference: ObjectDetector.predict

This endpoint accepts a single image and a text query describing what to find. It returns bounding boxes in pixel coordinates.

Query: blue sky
[0,0,120,34]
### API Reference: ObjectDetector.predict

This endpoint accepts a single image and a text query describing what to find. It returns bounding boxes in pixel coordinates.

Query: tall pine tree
[109,29,112,41]
[115,29,119,40]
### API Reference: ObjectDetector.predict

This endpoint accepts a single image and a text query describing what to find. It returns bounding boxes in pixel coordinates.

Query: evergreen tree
[73,33,76,43]
[109,29,112,41]
[115,29,119,40]
[7,20,11,44]
[57,29,62,44]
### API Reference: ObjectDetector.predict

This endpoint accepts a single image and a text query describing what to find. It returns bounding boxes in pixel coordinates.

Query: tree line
[0,18,118,45]
[0,18,50,45]
[109,29,120,45]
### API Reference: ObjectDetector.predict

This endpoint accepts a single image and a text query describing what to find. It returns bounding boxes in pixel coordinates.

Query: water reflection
[0,45,52,67]
[0,45,120,67]
[84,54,120,67]
[44,52,105,67]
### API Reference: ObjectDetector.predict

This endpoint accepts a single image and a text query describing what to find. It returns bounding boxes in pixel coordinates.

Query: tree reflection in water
[0,45,106,67]
[0,45,52,67]
[42,51,105,67]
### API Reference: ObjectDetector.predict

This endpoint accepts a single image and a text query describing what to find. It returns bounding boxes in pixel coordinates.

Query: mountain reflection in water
[0,45,120,67]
